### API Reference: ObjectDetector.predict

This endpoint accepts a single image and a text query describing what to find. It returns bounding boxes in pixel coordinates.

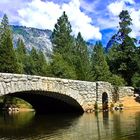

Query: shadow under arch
[6,90,84,114]
[102,92,108,110]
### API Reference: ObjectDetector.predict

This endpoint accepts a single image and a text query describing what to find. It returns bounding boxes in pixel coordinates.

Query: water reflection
[103,111,109,128]
[0,110,140,140]
[0,112,81,140]
[0,111,35,138]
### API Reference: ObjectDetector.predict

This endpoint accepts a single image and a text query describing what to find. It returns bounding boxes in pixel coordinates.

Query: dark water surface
[0,110,140,140]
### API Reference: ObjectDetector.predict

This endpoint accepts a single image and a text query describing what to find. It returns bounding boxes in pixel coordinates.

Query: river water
[0,110,140,140]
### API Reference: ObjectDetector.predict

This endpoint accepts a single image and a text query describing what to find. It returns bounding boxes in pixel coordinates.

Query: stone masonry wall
[96,81,114,108]
[118,86,134,98]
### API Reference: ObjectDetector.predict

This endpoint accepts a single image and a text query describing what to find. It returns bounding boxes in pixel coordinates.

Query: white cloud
[129,8,140,37]
[108,0,135,16]
[18,0,62,30]
[18,0,102,41]
[108,1,124,16]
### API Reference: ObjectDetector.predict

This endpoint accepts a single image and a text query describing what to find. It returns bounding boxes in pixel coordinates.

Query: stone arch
[102,92,108,110]
[5,90,84,114]
[0,73,86,113]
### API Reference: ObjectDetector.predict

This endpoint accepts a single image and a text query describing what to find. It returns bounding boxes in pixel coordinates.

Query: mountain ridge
[11,25,53,59]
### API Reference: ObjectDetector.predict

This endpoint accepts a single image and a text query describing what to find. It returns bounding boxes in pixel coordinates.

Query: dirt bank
[119,96,140,109]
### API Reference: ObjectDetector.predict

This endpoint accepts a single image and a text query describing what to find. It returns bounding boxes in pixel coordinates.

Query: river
[0,110,140,140]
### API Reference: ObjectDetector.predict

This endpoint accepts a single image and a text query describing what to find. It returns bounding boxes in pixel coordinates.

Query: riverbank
[119,96,140,109]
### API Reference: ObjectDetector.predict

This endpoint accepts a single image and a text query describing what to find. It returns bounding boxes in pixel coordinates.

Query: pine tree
[131,47,140,87]
[0,14,19,73]
[107,10,137,85]
[74,32,90,80]
[24,53,34,75]
[91,41,110,81]
[51,53,77,79]
[118,10,132,38]
[25,47,48,76]
[15,38,27,74]
[29,47,39,75]
[51,11,74,54]
[37,50,48,76]
[51,11,76,79]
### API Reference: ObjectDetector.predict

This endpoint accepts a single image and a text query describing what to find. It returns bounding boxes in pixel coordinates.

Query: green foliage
[119,10,132,36]
[15,38,27,74]
[24,47,49,76]
[0,14,19,73]
[133,51,140,88]
[24,53,34,75]
[134,47,140,75]
[51,11,73,54]
[91,41,111,81]
[131,73,140,87]
[74,32,90,80]
[51,11,78,79]
[51,53,77,79]
[108,74,125,86]
[107,10,137,85]
[37,50,49,76]
[26,47,39,75]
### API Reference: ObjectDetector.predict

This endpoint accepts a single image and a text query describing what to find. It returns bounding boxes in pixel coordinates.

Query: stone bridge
[0,73,134,113]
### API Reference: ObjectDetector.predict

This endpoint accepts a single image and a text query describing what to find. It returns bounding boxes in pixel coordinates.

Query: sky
[0,0,140,46]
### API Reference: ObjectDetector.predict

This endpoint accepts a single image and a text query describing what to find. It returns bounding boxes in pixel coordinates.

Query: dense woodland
[0,10,140,87]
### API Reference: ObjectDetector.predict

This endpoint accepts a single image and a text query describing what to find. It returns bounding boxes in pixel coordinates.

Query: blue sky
[0,0,140,46]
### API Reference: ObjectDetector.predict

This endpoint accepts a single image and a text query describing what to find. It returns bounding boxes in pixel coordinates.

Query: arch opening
[102,92,108,110]
[6,91,84,114]
[0,95,33,111]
